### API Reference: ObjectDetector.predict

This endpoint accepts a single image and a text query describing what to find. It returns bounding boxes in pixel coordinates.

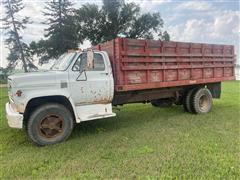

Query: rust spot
[75,98,111,106]
[92,99,111,104]
[10,101,24,113]
[80,87,84,93]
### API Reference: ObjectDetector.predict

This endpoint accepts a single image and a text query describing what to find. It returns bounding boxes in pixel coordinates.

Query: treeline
[2,0,170,72]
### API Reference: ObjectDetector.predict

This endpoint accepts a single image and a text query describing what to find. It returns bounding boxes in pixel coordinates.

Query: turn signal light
[16,90,22,97]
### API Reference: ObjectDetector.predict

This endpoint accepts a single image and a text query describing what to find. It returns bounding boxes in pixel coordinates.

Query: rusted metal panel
[93,38,236,92]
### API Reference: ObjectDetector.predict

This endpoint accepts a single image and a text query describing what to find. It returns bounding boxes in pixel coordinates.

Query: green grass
[0,81,240,179]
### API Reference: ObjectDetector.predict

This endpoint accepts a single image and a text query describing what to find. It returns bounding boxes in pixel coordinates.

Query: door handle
[100,72,109,75]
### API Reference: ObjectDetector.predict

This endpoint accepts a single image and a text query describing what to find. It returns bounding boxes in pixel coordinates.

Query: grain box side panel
[95,38,235,92]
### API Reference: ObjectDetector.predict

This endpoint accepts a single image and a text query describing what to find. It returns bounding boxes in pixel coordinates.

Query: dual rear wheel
[183,87,213,114]
[151,87,213,114]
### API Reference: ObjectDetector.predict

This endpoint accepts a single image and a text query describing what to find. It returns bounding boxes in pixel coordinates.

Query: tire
[151,99,173,108]
[27,103,74,146]
[191,88,213,114]
[183,88,196,113]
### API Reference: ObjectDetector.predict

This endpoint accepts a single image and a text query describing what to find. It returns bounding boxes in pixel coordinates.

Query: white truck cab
[6,50,116,145]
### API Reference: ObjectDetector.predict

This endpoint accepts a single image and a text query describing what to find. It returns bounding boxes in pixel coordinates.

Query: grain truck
[6,38,236,145]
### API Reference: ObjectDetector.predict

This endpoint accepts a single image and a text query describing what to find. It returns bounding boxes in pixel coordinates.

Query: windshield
[51,52,76,71]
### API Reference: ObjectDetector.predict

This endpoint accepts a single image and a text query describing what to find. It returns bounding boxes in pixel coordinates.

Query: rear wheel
[191,88,213,114]
[183,88,196,113]
[27,103,74,146]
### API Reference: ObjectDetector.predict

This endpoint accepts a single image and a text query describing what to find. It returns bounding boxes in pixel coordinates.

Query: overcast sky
[0,0,239,68]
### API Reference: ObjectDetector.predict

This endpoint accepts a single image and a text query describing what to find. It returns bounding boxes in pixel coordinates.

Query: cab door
[68,51,113,106]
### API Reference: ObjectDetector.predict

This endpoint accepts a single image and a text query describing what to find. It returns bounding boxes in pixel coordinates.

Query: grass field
[0,81,239,179]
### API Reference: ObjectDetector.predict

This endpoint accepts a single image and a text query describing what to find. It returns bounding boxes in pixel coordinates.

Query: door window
[72,53,105,71]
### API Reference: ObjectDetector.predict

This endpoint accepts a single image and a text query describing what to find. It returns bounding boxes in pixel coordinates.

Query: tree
[41,0,79,59]
[126,12,163,39]
[31,0,170,62]
[75,0,170,45]
[29,40,50,65]
[74,4,106,45]
[2,0,37,72]
[162,31,170,41]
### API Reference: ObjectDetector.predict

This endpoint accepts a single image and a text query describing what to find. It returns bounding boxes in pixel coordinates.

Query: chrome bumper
[5,103,23,129]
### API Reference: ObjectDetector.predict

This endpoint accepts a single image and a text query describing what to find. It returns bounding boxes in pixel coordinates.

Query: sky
[0,0,239,68]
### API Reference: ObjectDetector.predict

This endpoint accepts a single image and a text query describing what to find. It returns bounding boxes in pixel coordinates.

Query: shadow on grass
[70,104,186,139]
[1,103,188,150]
[4,101,234,149]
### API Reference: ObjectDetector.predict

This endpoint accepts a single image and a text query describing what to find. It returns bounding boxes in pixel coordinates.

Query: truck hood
[8,71,58,88]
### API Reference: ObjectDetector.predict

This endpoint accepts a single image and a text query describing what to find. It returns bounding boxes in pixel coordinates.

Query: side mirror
[86,50,94,69]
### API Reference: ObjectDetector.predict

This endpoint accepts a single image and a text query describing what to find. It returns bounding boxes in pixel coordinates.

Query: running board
[75,103,116,122]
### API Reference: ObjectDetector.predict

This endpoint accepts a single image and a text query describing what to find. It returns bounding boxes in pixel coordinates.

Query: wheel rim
[39,114,64,138]
[199,94,210,111]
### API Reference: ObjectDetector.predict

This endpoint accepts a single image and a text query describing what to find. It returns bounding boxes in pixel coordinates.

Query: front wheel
[27,103,74,146]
